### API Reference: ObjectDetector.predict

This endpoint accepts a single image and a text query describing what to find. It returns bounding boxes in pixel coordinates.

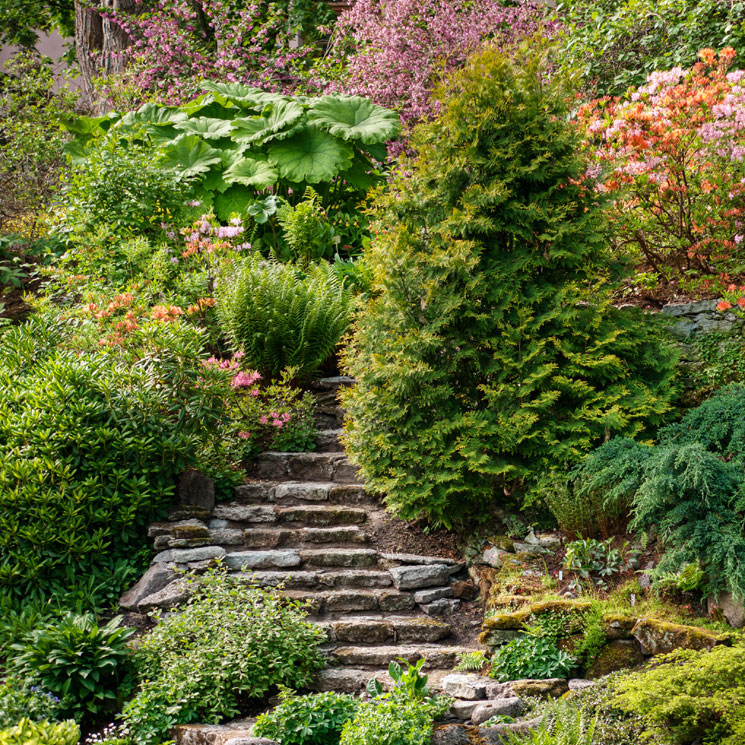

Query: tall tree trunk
[74,0,138,110]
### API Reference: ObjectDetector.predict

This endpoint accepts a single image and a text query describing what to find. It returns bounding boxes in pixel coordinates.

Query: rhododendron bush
[578,48,745,299]
[327,0,548,136]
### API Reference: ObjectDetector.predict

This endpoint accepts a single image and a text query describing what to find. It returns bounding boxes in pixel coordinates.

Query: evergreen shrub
[0,718,79,745]
[217,257,352,378]
[341,43,678,527]
[575,385,745,598]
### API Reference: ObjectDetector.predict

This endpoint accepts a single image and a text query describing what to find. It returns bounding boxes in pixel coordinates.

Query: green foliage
[575,605,607,669]
[0,52,76,237]
[217,257,352,378]
[10,614,133,724]
[0,718,79,745]
[454,650,489,673]
[253,688,360,745]
[576,385,745,598]
[690,330,745,400]
[0,679,60,728]
[612,645,745,745]
[53,142,193,239]
[553,0,745,97]
[366,659,433,703]
[652,563,707,598]
[341,43,678,527]
[278,189,338,263]
[0,315,228,602]
[490,633,576,683]
[563,538,638,592]
[61,86,398,241]
[504,703,597,745]
[124,569,327,745]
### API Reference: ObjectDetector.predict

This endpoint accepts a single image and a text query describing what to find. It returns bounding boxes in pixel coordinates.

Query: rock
[431,720,542,745]
[379,591,416,612]
[173,721,262,745]
[208,529,244,545]
[512,542,546,555]
[274,482,331,502]
[316,375,355,389]
[414,587,454,604]
[424,598,461,616]
[638,572,652,590]
[708,592,745,628]
[487,536,515,553]
[479,628,524,651]
[138,577,192,612]
[119,564,176,610]
[390,564,453,590]
[153,546,226,564]
[177,470,216,513]
[300,548,379,568]
[471,698,524,725]
[213,504,276,523]
[481,547,507,568]
[510,679,569,699]
[223,550,301,570]
[537,533,562,550]
[441,673,488,700]
[601,614,637,640]
[381,553,459,565]
[450,700,480,720]
[224,740,276,745]
[170,519,209,538]
[310,668,371,693]
[481,609,530,631]
[632,618,731,655]
[317,570,392,589]
[586,640,645,678]
[568,678,596,691]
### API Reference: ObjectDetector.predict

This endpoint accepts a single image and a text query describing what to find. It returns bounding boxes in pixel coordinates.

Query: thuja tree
[341,44,678,527]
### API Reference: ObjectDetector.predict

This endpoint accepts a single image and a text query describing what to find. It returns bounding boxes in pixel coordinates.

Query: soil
[366,511,462,561]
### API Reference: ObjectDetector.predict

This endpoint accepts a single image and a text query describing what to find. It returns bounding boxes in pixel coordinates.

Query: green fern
[277,187,337,264]
[216,257,351,379]
[454,650,489,673]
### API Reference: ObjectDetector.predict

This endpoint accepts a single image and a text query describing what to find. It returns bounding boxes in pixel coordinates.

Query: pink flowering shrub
[96,0,335,106]
[578,48,745,301]
[203,356,317,456]
[325,0,548,136]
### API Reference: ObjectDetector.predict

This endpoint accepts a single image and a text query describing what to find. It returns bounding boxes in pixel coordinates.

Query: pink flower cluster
[326,0,548,140]
[231,370,262,390]
[259,411,292,428]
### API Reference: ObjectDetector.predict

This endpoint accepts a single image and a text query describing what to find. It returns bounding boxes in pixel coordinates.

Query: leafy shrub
[690,330,745,401]
[217,257,352,378]
[61,85,399,232]
[554,0,745,97]
[490,633,576,683]
[0,679,60,728]
[563,538,638,592]
[54,141,192,239]
[341,43,678,527]
[253,688,360,745]
[0,718,79,745]
[10,614,133,724]
[0,315,228,601]
[123,569,327,745]
[576,384,745,598]
[577,48,745,298]
[612,645,745,745]
[0,52,76,238]
[277,189,338,264]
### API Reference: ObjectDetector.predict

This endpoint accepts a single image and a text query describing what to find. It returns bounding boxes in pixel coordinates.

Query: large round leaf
[223,157,278,189]
[215,184,253,221]
[267,127,353,184]
[231,101,305,145]
[201,80,287,111]
[307,95,400,144]
[160,134,223,178]
[174,117,234,140]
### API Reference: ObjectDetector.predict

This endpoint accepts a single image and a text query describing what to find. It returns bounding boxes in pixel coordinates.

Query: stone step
[299,548,381,568]
[234,480,379,507]
[316,428,344,452]
[330,645,474,670]
[277,505,368,526]
[249,452,360,483]
[238,526,370,549]
[320,616,452,644]
[280,589,416,615]
[311,667,452,694]
[244,569,394,590]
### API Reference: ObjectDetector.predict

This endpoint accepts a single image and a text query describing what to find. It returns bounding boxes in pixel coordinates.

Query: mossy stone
[482,608,531,630]
[586,640,645,678]
[632,618,732,655]
[528,599,592,616]
[601,613,637,640]
[510,678,569,699]
[488,535,515,552]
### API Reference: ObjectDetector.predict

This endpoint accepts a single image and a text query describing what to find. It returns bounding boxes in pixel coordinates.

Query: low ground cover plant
[0,718,79,745]
[342,41,678,527]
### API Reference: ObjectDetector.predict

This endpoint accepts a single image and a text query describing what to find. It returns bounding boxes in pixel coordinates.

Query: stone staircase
[120,378,480,695]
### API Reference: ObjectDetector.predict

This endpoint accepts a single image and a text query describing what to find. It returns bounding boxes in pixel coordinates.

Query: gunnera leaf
[160,134,223,177]
[215,184,254,221]
[223,157,278,188]
[174,117,234,140]
[231,101,305,145]
[267,127,353,184]
[307,95,400,144]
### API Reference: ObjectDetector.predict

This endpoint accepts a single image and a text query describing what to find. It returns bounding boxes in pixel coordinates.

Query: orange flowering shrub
[578,48,745,300]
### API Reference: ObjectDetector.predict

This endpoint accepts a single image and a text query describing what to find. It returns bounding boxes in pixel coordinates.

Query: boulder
[119,564,176,610]
[452,581,479,601]
[431,719,542,745]
[414,587,454,604]
[601,614,637,640]
[153,546,226,564]
[479,628,524,650]
[441,673,488,700]
[481,547,508,568]
[509,679,569,699]
[487,536,515,553]
[586,640,645,678]
[389,564,453,590]
[177,469,215,512]
[424,598,461,616]
[568,679,596,692]
[632,618,731,655]
[471,698,524,725]
[137,577,193,612]
[708,592,745,628]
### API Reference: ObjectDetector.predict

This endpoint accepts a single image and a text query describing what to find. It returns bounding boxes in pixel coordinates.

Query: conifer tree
[341,43,678,527]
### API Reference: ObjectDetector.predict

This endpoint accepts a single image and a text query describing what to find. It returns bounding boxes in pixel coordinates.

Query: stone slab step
[316,428,344,452]
[243,569,393,590]
[172,720,258,745]
[320,616,452,644]
[234,481,378,507]
[232,526,369,549]
[250,452,360,483]
[280,589,416,615]
[331,645,474,670]
[299,548,380,568]
[277,505,368,526]
[311,667,453,694]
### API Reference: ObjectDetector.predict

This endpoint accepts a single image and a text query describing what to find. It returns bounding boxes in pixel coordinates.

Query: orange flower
[717,300,732,311]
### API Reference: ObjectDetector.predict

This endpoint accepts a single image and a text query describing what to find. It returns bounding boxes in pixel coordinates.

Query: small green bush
[612,645,745,745]
[341,42,678,527]
[0,718,79,745]
[504,703,597,745]
[123,569,327,745]
[254,688,360,745]
[0,679,60,728]
[10,614,133,725]
[490,634,576,683]
[217,257,352,378]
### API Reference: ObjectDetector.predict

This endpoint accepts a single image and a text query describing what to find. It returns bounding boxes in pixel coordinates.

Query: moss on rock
[632,618,732,655]
[586,639,645,678]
